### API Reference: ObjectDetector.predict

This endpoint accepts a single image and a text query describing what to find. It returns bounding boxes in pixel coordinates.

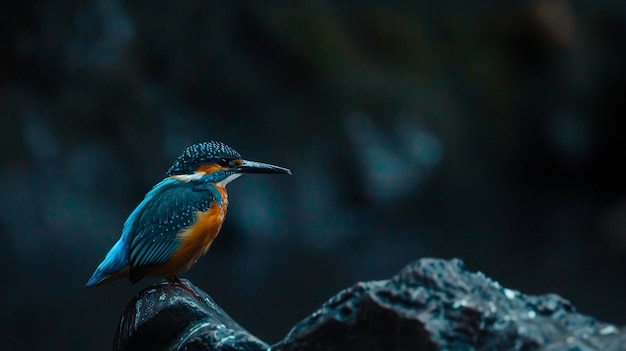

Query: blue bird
[86,141,291,287]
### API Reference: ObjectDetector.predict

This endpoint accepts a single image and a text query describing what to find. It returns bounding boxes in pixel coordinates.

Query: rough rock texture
[113,280,268,351]
[115,259,626,351]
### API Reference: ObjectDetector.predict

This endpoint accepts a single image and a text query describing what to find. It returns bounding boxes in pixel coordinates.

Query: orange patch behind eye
[196,163,225,174]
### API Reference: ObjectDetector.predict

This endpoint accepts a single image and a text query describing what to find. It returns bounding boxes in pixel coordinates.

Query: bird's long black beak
[232,160,292,175]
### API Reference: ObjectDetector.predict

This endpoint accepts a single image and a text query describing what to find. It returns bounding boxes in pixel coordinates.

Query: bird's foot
[166,276,201,300]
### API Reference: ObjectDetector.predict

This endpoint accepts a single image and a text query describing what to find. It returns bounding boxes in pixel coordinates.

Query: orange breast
[153,186,229,277]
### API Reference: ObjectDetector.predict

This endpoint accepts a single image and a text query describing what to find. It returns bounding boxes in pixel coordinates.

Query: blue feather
[85,178,180,287]
[126,178,217,268]
[85,238,128,287]
[86,175,223,286]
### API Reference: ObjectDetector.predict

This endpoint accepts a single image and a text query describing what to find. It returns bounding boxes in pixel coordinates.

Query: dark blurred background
[1,0,626,349]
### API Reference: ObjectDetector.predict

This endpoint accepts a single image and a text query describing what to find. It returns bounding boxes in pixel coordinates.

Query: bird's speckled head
[166,141,242,176]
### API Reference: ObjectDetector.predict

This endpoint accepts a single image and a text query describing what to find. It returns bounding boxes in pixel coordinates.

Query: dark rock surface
[113,280,268,351]
[115,259,626,351]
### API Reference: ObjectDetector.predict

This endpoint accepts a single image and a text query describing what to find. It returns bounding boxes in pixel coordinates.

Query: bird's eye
[218,158,229,167]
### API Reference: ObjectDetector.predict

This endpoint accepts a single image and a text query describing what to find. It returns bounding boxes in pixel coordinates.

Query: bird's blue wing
[122,178,218,280]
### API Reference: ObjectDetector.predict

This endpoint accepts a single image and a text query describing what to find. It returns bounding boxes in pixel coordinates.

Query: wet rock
[115,259,626,351]
[113,279,268,351]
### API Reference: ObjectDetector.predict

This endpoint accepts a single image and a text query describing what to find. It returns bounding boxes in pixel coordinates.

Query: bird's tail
[85,239,129,287]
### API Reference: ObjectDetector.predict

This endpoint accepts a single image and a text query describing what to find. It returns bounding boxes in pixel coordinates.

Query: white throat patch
[217,173,241,187]
[170,172,206,182]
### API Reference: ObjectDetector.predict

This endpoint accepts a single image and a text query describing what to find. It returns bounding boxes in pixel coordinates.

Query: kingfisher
[85,141,291,288]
